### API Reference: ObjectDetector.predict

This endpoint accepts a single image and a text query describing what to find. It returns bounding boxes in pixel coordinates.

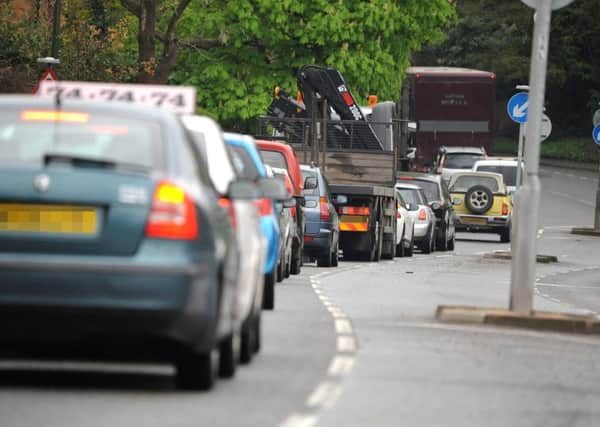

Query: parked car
[397,173,456,251]
[394,190,415,257]
[224,133,281,310]
[181,115,267,365]
[434,146,487,183]
[395,183,436,254]
[448,171,512,242]
[0,95,246,390]
[300,164,340,267]
[269,166,295,281]
[256,140,305,275]
[472,157,524,196]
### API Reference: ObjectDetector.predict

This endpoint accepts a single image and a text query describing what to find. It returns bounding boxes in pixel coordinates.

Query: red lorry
[400,67,496,172]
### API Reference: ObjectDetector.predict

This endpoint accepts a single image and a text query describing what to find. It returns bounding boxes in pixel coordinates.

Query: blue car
[223,133,280,310]
[0,95,249,390]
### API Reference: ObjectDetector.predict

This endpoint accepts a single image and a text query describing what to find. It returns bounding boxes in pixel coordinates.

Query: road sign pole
[510,1,552,313]
[516,123,525,188]
[595,149,600,229]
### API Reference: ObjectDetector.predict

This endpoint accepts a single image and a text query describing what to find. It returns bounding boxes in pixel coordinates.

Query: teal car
[0,96,250,390]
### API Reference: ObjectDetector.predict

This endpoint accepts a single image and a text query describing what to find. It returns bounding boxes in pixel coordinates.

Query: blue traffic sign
[593,125,600,146]
[507,92,529,124]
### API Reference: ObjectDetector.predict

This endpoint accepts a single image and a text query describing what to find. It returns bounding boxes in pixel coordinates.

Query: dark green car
[0,96,242,390]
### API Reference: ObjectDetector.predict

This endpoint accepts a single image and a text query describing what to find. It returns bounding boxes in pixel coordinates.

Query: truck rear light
[145,180,198,240]
[320,197,330,220]
[418,209,427,221]
[219,197,237,231]
[338,206,370,216]
[502,202,509,216]
[255,198,273,217]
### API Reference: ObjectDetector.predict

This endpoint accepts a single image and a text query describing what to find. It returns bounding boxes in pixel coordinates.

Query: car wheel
[437,225,449,251]
[465,185,494,215]
[500,227,511,243]
[447,232,455,251]
[284,255,291,278]
[317,240,334,267]
[331,240,339,267]
[422,227,434,254]
[175,349,215,391]
[240,316,255,364]
[262,271,275,310]
[276,257,284,283]
[218,334,237,378]
[405,231,414,257]
[395,230,405,257]
[252,313,261,353]
[291,251,301,275]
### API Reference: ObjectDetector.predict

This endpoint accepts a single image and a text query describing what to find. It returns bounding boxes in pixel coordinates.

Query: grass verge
[493,136,598,163]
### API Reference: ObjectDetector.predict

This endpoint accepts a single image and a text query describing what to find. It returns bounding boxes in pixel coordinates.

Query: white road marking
[537,282,600,290]
[335,319,353,334]
[337,336,357,352]
[278,414,318,427]
[327,355,355,377]
[306,381,342,409]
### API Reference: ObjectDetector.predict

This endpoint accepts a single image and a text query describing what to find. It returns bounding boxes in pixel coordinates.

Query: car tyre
[421,227,434,254]
[276,257,284,283]
[240,313,259,364]
[447,232,455,251]
[405,231,414,257]
[218,334,237,378]
[500,227,511,243]
[465,185,494,215]
[262,271,275,310]
[395,230,405,257]
[175,349,215,391]
[331,240,339,267]
[291,248,302,275]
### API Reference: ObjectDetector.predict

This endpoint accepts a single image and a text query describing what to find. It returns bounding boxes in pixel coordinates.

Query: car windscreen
[444,153,485,169]
[412,180,440,202]
[301,169,319,196]
[475,165,517,186]
[260,149,288,170]
[450,175,499,193]
[227,144,261,181]
[398,189,421,208]
[0,108,163,170]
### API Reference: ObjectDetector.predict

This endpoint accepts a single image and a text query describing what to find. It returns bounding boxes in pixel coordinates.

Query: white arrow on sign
[512,101,529,119]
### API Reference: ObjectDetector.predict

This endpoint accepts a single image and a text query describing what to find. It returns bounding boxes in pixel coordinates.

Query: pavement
[1,165,599,427]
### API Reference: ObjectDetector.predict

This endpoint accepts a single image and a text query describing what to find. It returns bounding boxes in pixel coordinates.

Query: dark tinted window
[476,165,517,186]
[260,149,288,170]
[227,144,260,181]
[0,108,162,170]
[444,153,485,169]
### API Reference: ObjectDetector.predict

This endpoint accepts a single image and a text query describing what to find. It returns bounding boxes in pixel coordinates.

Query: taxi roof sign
[38,81,196,115]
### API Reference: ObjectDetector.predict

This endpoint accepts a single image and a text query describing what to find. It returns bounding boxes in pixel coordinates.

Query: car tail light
[304,235,314,242]
[396,209,401,219]
[219,197,237,231]
[290,206,297,219]
[255,198,273,217]
[145,180,198,240]
[502,202,509,216]
[398,176,413,181]
[338,206,370,215]
[320,197,330,220]
[418,209,427,221]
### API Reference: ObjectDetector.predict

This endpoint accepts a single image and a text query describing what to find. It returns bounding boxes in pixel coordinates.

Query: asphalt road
[1,166,599,427]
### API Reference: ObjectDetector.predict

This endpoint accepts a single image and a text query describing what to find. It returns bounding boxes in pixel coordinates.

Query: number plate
[462,217,487,225]
[0,204,97,235]
[38,81,196,114]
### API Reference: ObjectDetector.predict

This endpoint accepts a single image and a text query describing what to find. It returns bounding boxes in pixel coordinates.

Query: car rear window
[260,149,288,170]
[475,165,517,186]
[397,189,421,206]
[450,175,499,193]
[0,109,162,170]
[411,180,440,202]
[301,169,319,196]
[227,144,261,181]
[444,153,485,169]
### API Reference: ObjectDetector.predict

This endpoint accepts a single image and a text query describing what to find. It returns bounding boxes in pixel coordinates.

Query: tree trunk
[137,0,157,83]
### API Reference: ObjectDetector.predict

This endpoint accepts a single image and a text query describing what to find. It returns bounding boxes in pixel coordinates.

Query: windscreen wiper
[43,153,150,173]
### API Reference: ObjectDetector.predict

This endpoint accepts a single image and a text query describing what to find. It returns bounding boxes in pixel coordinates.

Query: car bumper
[413,222,430,238]
[0,245,221,358]
[304,229,332,256]
[455,214,510,232]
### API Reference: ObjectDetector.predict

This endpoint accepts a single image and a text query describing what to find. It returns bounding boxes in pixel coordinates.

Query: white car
[181,115,266,365]
[434,146,487,183]
[472,157,524,196]
[395,183,436,254]
[394,189,415,257]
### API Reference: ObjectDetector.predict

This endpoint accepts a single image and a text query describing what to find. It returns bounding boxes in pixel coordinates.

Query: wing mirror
[228,180,261,200]
[430,201,441,211]
[258,177,290,201]
[334,194,348,205]
[304,176,318,190]
[283,198,297,208]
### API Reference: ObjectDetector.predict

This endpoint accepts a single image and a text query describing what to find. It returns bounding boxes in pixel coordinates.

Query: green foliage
[417,0,600,138]
[170,0,456,126]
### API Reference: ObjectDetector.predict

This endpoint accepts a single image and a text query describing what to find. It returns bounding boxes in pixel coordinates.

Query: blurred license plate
[0,203,97,234]
[463,217,487,225]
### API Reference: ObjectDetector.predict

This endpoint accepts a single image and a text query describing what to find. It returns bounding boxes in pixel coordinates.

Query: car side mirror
[283,198,297,208]
[304,176,318,190]
[430,201,441,211]
[258,177,289,201]
[295,196,306,207]
[334,194,348,205]
[228,180,261,200]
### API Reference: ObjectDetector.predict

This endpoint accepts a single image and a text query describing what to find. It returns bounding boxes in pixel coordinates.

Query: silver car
[395,183,436,254]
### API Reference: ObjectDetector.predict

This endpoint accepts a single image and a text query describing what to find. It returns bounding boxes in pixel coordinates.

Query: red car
[256,139,305,274]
